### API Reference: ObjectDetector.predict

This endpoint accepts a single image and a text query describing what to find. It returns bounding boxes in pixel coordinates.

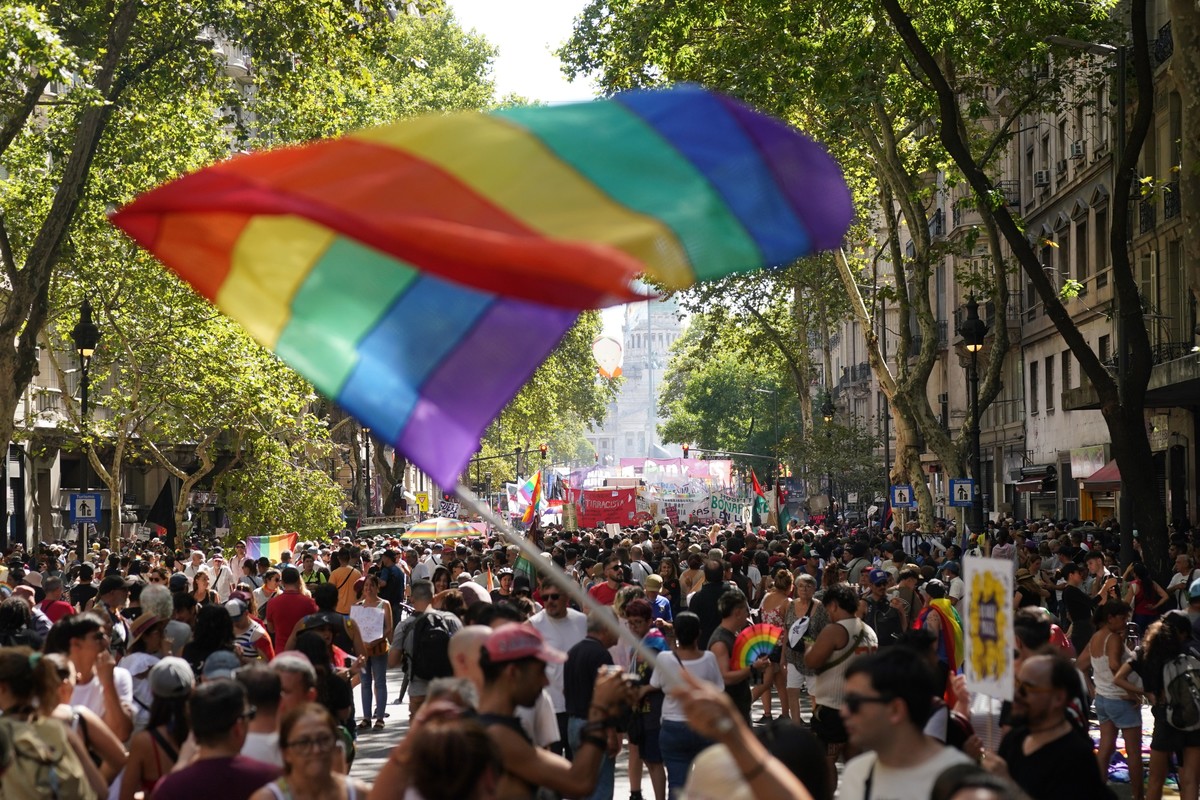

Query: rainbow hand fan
[731,623,784,669]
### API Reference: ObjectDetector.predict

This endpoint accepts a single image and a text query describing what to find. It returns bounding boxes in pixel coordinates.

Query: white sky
[448,0,625,339]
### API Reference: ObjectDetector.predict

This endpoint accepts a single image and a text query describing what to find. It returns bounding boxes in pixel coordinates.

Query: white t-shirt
[514,689,560,748]
[528,608,588,713]
[242,730,283,767]
[650,650,723,722]
[948,576,965,603]
[72,666,134,724]
[839,746,972,800]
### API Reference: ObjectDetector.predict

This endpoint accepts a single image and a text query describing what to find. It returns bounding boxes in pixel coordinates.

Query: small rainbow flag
[245,532,298,563]
[521,471,543,525]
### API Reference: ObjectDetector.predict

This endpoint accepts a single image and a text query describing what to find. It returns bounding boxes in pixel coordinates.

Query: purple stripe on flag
[715,94,853,252]
[395,298,578,487]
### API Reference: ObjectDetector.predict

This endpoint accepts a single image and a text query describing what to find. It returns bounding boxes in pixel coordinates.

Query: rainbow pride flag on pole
[245,532,298,563]
[110,86,852,491]
[521,471,543,525]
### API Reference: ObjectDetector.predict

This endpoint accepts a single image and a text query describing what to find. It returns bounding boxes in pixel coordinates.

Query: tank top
[812,617,878,707]
[264,776,357,799]
[1092,632,1133,700]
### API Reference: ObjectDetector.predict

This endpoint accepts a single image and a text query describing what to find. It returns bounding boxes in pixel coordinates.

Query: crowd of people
[0,514,1195,799]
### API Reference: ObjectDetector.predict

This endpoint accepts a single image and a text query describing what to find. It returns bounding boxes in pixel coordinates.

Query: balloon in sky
[592,336,624,379]
[110,85,852,489]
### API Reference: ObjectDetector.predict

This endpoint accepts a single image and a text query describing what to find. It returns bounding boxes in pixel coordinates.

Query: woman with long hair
[119,657,194,800]
[649,611,724,795]
[1125,562,1169,633]
[0,647,106,798]
[752,568,793,723]
[181,603,238,675]
[430,565,451,596]
[354,574,394,731]
[1136,612,1200,800]
[657,557,683,617]
[191,570,218,606]
[43,652,127,785]
[250,703,370,800]
[679,553,705,600]
[1077,600,1142,799]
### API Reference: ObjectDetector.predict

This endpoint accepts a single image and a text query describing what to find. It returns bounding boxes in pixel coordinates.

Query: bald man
[447,623,561,749]
[448,625,492,691]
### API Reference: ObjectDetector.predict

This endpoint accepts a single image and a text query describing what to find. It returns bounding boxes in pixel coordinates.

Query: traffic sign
[891,484,915,508]
[70,493,102,524]
[949,479,975,508]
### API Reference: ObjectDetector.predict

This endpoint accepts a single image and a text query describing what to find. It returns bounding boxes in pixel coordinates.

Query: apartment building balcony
[928,209,946,240]
[1139,197,1157,235]
[1165,181,1180,221]
[1153,21,1173,67]
[952,202,981,231]
[996,180,1022,209]
[907,320,949,357]
[1064,342,1199,410]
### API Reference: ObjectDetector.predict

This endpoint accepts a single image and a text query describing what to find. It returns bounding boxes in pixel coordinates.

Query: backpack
[0,716,96,799]
[408,612,454,680]
[1162,653,1200,731]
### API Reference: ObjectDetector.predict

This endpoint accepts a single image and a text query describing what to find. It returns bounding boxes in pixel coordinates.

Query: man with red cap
[476,623,633,800]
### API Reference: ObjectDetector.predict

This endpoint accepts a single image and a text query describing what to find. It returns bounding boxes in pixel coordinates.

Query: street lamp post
[362,426,372,517]
[72,300,100,562]
[958,296,989,535]
[752,387,780,524]
[822,395,835,526]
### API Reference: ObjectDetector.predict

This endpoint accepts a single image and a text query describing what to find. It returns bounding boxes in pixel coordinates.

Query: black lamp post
[958,296,989,534]
[513,446,522,483]
[822,394,835,525]
[72,300,100,561]
[362,426,372,517]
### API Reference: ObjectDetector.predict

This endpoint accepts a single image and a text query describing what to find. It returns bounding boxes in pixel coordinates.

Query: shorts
[810,704,848,746]
[787,663,808,691]
[1150,712,1200,752]
[1095,695,1142,729]
[632,725,662,763]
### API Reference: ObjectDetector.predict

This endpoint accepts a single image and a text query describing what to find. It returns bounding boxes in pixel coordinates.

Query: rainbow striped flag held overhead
[110,85,852,490]
[521,471,543,525]
[245,532,298,563]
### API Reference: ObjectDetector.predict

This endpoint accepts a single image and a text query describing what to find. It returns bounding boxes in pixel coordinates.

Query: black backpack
[409,612,453,680]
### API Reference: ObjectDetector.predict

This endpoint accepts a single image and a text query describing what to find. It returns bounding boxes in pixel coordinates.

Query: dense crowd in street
[0,514,1197,799]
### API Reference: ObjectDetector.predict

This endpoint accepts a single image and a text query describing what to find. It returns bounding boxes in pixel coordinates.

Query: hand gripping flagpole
[453,482,680,690]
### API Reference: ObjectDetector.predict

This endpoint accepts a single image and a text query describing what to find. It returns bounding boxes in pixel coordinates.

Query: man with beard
[983,652,1112,799]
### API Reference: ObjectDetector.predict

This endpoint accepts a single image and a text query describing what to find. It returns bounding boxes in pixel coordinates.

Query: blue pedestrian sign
[949,479,975,508]
[70,493,102,524]
[891,484,915,508]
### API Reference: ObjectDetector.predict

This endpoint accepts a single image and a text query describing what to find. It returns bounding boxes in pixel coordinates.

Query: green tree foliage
[1,3,509,546]
[478,311,618,481]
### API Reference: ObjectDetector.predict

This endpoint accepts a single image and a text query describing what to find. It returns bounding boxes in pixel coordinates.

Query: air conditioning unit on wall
[1033,170,1052,188]
[1070,141,1086,159]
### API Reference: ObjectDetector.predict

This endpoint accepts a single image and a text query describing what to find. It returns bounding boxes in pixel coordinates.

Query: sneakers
[374,719,385,730]
[755,714,774,725]
[630,792,644,800]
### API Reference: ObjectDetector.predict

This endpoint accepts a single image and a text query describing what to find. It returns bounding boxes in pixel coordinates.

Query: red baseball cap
[483,623,567,664]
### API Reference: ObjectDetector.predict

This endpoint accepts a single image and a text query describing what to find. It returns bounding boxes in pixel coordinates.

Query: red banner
[575,488,637,528]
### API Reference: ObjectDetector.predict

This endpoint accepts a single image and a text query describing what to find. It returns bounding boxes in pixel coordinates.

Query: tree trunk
[376,446,408,515]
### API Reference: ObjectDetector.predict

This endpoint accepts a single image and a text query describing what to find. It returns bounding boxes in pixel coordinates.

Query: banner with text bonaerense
[576,488,637,528]
[709,493,751,524]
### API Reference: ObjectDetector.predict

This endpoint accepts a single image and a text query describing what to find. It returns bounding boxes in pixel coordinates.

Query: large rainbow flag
[110,85,852,488]
[521,471,543,525]
[245,532,298,563]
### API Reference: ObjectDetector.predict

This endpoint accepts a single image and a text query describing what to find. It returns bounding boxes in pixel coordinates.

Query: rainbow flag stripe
[245,532,298,563]
[110,86,851,488]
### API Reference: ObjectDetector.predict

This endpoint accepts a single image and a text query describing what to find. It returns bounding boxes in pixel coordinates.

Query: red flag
[751,470,767,499]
